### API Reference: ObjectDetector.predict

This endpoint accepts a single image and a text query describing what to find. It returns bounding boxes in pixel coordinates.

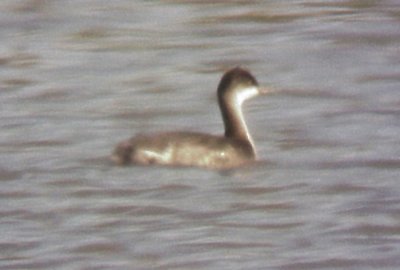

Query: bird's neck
[219,94,255,149]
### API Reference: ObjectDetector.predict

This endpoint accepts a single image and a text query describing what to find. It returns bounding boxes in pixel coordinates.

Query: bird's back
[112,131,255,170]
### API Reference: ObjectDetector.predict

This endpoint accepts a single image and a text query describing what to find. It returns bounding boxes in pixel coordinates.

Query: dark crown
[217,67,258,96]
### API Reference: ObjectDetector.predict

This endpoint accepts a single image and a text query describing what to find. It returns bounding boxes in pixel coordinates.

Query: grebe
[112,67,270,170]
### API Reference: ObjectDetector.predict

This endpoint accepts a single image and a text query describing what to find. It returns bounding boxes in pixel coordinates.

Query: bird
[112,67,270,170]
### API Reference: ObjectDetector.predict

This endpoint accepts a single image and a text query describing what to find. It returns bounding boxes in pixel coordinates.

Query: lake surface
[1,0,400,269]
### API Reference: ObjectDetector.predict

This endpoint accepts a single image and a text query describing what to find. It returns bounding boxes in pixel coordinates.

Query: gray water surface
[1,1,400,269]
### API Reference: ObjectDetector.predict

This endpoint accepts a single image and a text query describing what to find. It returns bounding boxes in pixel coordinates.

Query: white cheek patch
[236,86,259,106]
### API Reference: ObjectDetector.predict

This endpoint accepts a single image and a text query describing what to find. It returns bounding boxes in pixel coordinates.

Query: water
[1,0,400,269]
